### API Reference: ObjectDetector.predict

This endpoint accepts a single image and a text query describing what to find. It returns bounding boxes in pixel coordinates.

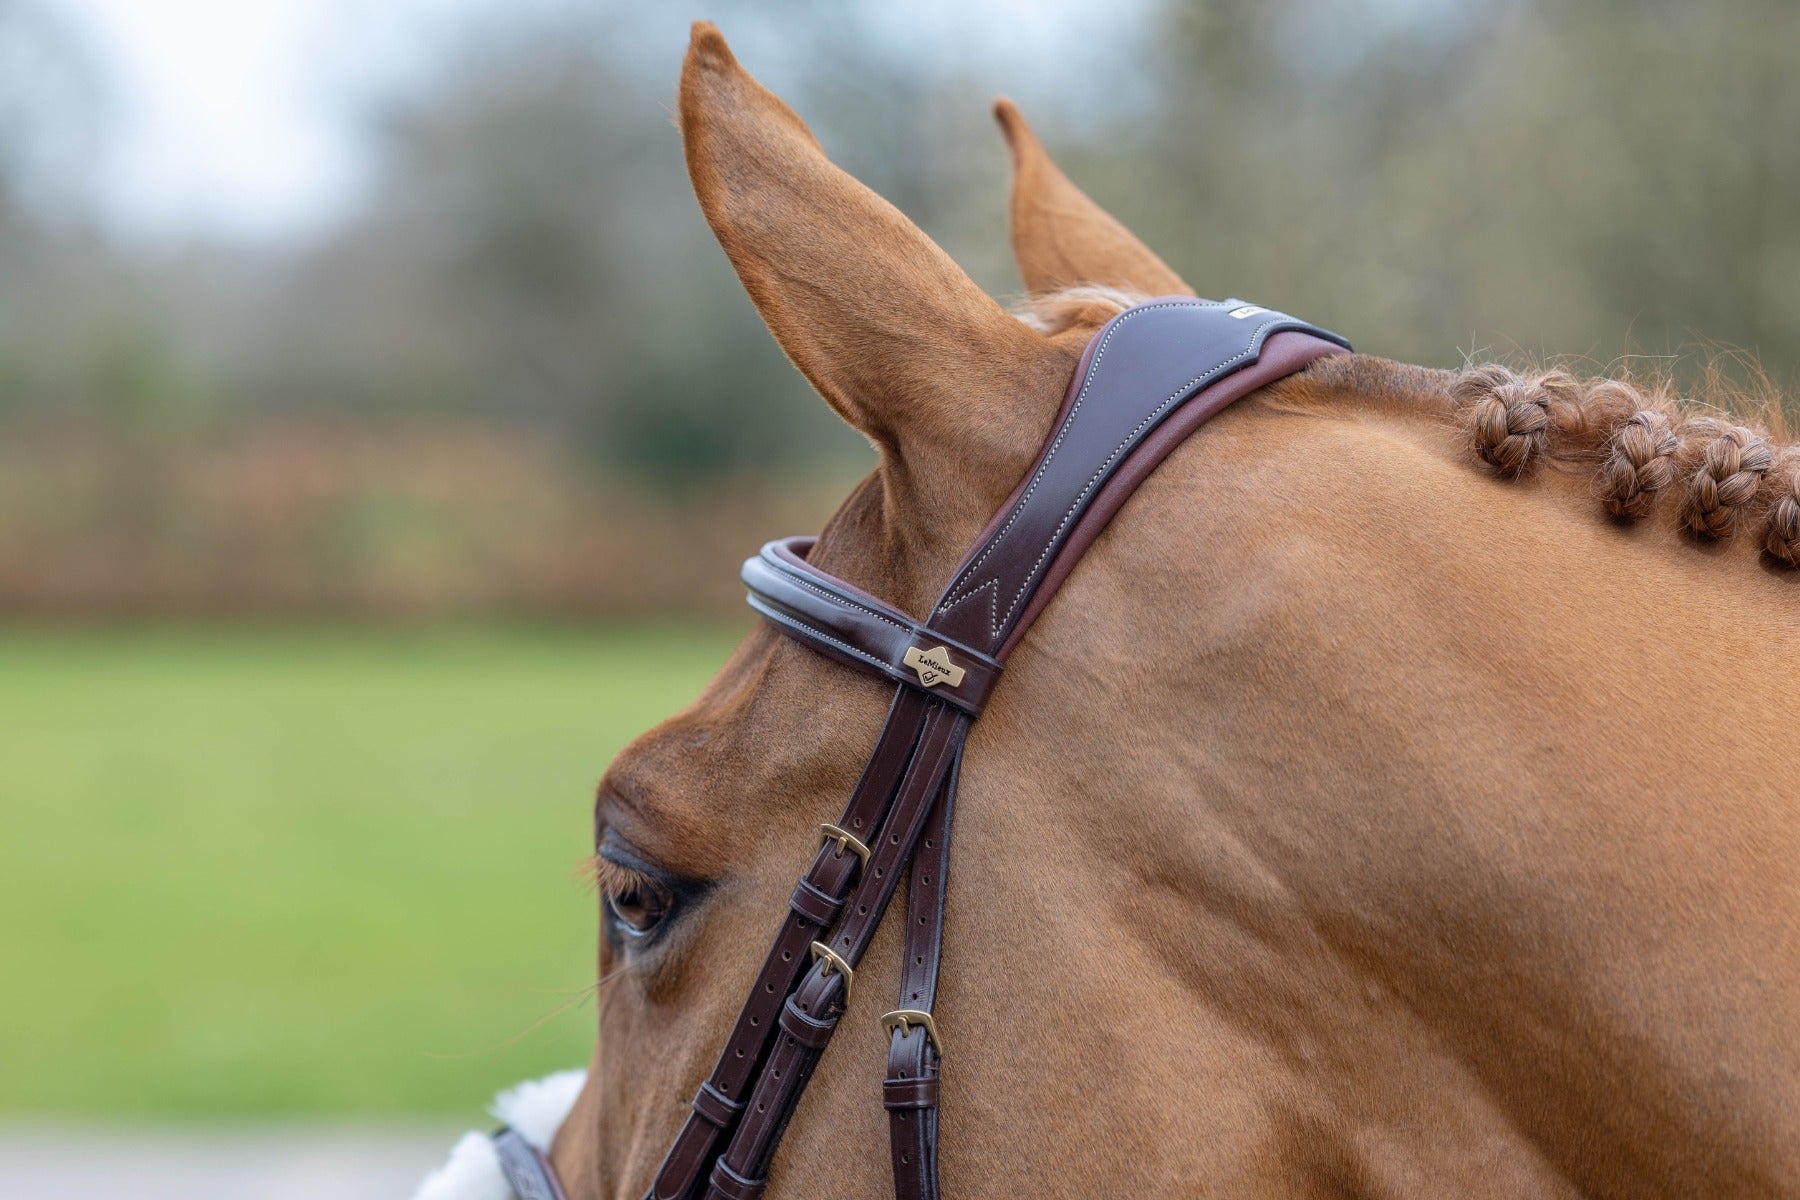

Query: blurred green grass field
[0,624,743,1118]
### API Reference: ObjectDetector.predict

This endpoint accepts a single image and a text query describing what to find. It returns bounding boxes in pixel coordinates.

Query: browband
[743,538,1004,715]
[624,298,1350,1200]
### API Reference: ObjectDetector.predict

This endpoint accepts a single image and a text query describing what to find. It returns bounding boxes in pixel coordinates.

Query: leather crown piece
[494,299,1350,1200]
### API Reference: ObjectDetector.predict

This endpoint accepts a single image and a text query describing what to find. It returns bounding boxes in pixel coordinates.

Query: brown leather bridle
[491,298,1349,1200]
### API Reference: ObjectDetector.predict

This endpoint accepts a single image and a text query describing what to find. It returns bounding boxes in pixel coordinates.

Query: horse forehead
[599,633,890,864]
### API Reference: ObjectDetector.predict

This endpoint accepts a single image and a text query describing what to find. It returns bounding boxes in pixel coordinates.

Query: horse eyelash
[587,854,658,899]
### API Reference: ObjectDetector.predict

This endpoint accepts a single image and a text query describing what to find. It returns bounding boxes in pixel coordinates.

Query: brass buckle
[818,823,870,871]
[809,941,856,1006]
[879,1008,943,1057]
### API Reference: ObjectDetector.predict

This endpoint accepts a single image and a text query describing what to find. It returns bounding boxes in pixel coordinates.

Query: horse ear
[678,24,1072,523]
[993,99,1193,299]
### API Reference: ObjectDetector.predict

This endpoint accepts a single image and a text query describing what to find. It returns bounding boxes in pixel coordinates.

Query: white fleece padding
[412,1069,587,1200]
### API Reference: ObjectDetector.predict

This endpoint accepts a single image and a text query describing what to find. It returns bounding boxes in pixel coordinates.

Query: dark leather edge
[492,1127,570,1200]
[1001,330,1348,653]
[743,540,1003,715]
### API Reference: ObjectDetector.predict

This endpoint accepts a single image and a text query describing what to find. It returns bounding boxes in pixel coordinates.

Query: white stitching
[932,575,998,626]
[772,561,911,632]
[763,556,1003,670]
[753,602,895,676]
[755,604,988,712]
[937,299,1290,638]
[936,303,1216,608]
[998,315,1280,628]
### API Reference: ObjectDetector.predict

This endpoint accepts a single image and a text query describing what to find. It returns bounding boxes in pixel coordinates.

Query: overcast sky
[47,0,1154,246]
[53,0,463,242]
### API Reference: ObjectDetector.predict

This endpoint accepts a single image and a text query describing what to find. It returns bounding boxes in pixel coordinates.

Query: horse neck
[960,384,1800,1194]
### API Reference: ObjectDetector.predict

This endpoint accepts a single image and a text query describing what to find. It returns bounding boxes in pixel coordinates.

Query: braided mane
[1445,360,1799,563]
[1017,287,1800,568]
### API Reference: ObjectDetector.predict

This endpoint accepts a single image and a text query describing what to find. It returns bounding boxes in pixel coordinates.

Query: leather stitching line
[936,299,1221,619]
[753,603,895,677]
[997,313,1284,633]
[940,300,1293,638]
[772,560,913,632]
[765,565,1001,676]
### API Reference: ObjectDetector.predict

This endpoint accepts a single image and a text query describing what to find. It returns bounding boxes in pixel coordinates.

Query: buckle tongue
[818,823,870,870]
[809,941,856,1006]
[879,1008,943,1056]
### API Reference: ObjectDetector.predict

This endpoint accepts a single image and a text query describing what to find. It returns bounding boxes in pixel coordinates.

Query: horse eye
[605,876,673,938]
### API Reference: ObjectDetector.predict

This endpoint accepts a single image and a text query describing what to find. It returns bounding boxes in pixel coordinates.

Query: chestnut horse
[554,23,1800,1199]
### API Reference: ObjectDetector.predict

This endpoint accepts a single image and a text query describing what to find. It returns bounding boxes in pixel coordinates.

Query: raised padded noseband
[497,298,1350,1200]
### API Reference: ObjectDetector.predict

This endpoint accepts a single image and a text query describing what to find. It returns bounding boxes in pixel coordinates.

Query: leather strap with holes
[638,300,1350,1200]
[645,686,934,1198]
[883,754,956,1200]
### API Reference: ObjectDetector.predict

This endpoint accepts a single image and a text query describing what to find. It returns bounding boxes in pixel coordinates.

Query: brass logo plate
[903,645,966,689]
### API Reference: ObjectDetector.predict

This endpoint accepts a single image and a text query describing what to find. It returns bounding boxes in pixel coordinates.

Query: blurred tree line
[1,0,1797,616]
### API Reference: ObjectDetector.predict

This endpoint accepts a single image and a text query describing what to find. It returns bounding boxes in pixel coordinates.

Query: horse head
[541,23,1800,1200]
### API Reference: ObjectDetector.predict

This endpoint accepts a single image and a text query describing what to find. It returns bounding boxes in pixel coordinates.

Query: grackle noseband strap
[496,298,1350,1200]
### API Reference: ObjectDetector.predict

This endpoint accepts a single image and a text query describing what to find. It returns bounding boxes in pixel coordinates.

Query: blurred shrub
[1,0,1797,616]
[0,420,858,617]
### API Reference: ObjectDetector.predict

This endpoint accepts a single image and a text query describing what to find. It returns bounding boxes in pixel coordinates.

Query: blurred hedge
[1,0,1796,616]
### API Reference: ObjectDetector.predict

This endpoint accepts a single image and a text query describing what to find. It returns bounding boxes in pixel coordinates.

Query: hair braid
[1598,407,1680,519]
[1676,418,1772,540]
[1761,453,1800,566]
[1452,365,1577,478]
